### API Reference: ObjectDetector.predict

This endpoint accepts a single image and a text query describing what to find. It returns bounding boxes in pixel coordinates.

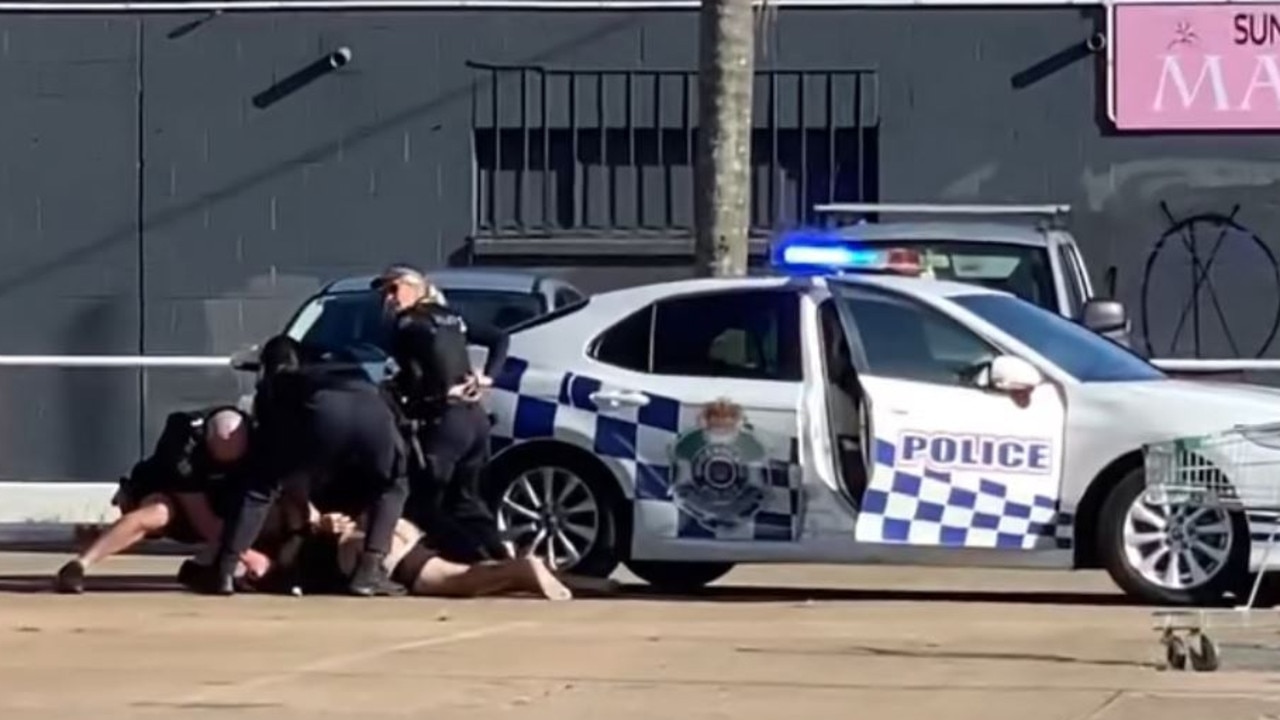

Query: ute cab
[803,203,1132,346]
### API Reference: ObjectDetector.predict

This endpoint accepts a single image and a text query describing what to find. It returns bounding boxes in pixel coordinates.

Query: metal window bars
[467,61,879,253]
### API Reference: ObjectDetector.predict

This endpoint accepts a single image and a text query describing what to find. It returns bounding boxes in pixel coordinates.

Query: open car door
[826,280,1069,551]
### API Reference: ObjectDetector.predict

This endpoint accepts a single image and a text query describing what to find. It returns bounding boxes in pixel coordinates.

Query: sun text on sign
[898,431,1053,475]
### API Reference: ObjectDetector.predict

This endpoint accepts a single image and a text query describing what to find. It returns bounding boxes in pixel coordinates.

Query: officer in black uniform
[197,334,410,597]
[372,264,511,564]
[54,406,254,593]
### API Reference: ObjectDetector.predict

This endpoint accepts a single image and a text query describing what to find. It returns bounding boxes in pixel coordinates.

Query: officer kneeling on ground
[54,407,271,593]
[193,334,411,597]
[373,264,511,564]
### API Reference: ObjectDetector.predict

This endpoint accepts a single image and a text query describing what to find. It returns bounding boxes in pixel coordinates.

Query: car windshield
[286,291,392,353]
[876,240,1058,312]
[952,293,1166,383]
[286,288,547,352]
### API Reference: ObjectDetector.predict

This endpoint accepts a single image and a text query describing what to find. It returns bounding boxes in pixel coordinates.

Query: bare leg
[78,495,174,567]
[414,556,572,600]
[55,494,175,593]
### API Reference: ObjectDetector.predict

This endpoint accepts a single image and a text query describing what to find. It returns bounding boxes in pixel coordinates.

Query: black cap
[370,263,426,290]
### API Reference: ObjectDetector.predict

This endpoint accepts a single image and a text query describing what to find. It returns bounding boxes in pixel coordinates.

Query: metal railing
[0,355,231,368]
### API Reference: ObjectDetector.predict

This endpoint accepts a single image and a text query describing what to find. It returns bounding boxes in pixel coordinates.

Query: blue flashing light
[780,243,880,268]
[770,230,924,276]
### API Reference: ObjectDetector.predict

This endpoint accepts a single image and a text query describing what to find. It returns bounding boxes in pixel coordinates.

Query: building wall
[2,6,1278,482]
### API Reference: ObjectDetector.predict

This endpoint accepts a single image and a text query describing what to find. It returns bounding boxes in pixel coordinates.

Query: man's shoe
[348,551,406,597]
[54,560,85,594]
[176,559,206,591]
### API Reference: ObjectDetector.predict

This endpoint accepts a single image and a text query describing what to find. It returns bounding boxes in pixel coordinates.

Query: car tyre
[624,560,735,593]
[1097,465,1248,606]
[484,448,622,579]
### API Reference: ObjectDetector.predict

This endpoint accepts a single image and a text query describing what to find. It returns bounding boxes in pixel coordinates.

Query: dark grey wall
[2,6,1278,481]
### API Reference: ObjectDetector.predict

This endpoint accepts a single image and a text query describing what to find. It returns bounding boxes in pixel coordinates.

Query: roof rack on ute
[813,202,1070,217]
[812,202,1071,230]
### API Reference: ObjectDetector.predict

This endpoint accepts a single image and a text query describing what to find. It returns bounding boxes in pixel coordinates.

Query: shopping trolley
[1142,421,1280,672]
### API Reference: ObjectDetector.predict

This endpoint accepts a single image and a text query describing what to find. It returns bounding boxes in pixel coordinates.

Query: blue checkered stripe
[858,439,1073,550]
[485,357,804,542]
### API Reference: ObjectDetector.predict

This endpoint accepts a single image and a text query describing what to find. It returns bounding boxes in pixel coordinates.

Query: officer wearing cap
[372,263,512,564]
[196,334,411,597]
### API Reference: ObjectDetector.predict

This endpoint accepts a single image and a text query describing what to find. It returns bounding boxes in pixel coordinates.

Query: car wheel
[486,451,621,579]
[624,560,735,593]
[1098,465,1247,605]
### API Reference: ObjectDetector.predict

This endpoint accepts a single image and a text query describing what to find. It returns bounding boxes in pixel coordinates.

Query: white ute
[477,240,1280,605]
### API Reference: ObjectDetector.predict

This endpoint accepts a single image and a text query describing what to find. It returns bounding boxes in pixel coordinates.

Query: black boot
[54,560,85,594]
[194,569,236,596]
[188,554,237,596]
[348,551,406,597]
[176,559,205,592]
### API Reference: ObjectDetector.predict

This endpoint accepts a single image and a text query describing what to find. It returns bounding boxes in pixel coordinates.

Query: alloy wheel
[496,466,601,571]
[1122,492,1234,591]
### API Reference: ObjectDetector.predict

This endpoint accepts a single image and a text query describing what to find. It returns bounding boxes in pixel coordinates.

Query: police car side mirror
[229,344,261,373]
[988,355,1042,393]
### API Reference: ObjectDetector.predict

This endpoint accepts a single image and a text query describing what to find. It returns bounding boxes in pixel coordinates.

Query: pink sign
[1113,3,1280,129]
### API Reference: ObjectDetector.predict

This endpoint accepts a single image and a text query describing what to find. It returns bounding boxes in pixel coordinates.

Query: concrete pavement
[1,553,1280,720]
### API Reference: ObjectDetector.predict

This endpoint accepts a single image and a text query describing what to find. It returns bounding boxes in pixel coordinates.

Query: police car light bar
[771,233,924,276]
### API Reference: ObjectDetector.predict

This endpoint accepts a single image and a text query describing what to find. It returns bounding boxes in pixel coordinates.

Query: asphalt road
[2,553,1280,720]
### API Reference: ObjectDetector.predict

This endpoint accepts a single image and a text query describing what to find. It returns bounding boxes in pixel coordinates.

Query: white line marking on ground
[173,620,536,705]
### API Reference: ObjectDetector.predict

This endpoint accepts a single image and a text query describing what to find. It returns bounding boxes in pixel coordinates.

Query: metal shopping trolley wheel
[1187,631,1220,672]
[1156,613,1221,672]
[1162,631,1188,671]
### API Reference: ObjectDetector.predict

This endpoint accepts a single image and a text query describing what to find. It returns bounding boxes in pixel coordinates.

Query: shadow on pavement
[612,583,1150,607]
[734,643,1162,669]
[0,574,179,594]
[0,575,1235,611]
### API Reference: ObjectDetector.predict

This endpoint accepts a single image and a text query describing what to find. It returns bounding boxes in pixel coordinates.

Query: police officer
[372,264,511,564]
[197,334,410,597]
[54,406,261,593]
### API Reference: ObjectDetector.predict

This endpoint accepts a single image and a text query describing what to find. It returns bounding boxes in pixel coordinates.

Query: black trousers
[216,385,410,578]
[405,402,508,563]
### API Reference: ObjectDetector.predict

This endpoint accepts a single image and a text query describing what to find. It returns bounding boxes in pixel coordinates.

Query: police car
[476,234,1280,606]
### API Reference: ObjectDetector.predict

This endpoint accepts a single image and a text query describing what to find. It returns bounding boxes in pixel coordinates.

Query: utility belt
[386,380,481,473]
[386,380,480,420]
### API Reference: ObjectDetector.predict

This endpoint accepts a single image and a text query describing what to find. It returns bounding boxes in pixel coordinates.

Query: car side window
[590,306,653,372]
[842,290,998,386]
[651,290,802,381]
[555,287,585,308]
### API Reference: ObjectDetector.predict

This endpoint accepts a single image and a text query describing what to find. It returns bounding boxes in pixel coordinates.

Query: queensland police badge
[669,399,769,530]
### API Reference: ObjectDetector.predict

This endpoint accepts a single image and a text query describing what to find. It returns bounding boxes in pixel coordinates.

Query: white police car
[477,237,1280,605]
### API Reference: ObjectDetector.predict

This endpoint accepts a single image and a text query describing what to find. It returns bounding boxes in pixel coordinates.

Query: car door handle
[590,390,651,408]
